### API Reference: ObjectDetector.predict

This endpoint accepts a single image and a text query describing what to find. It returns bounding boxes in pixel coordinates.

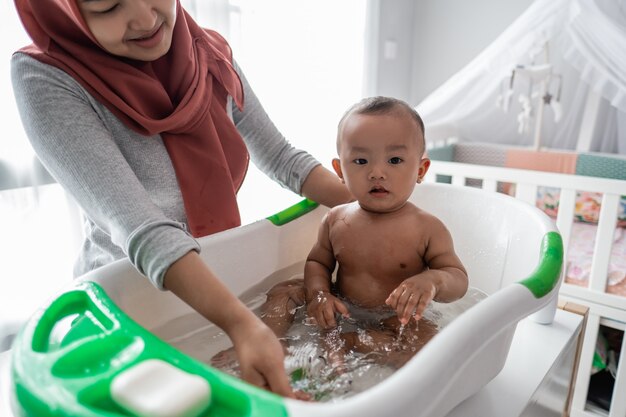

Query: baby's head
[332,96,430,213]
[336,96,426,155]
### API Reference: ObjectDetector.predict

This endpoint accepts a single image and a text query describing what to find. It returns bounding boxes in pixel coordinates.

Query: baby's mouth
[369,186,389,194]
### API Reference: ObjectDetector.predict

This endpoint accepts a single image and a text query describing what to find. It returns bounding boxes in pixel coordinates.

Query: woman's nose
[128,1,158,31]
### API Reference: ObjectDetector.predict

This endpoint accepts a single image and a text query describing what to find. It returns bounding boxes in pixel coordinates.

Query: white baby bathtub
[10,183,563,417]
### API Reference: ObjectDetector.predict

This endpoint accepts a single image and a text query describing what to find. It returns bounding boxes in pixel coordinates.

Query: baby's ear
[332,158,344,179]
[417,158,431,183]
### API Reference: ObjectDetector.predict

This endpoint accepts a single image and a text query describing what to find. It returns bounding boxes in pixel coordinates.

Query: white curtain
[416,0,626,154]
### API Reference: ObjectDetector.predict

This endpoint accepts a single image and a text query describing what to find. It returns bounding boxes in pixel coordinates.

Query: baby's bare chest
[329,219,427,275]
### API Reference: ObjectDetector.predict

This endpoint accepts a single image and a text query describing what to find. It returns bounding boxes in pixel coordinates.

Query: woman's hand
[229,315,295,397]
[306,290,350,329]
[301,165,354,207]
[163,251,294,397]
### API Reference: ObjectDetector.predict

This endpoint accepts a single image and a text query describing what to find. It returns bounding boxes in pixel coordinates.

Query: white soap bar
[111,359,211,417]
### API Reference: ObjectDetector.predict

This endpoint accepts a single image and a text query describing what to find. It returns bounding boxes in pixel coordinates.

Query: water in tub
[154,265,487,401]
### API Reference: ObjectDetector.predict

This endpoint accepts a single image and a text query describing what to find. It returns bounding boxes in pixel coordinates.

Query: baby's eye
[388,157,403,164]
[353,158,368,165]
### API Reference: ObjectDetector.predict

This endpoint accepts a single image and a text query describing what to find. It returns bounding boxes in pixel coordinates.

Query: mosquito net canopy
[416,0,626,154]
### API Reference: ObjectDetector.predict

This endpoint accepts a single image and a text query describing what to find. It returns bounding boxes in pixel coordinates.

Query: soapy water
[157,265,487,402]
[268,302,440,401]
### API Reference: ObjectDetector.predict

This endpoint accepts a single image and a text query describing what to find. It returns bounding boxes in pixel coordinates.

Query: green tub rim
[11,281,287,417]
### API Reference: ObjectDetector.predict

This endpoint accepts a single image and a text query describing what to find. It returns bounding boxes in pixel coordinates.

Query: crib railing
[424,160,626,417]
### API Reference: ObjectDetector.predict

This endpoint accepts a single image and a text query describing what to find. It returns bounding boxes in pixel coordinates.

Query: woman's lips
[128,24,164,48]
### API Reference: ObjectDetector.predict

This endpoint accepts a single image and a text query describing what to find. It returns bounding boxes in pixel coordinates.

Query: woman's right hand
[163,251,295,397]
[306,290,349,329]
[229,315,295,397]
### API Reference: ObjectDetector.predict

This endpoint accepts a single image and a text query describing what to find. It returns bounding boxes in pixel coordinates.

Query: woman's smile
[127,22,165,48]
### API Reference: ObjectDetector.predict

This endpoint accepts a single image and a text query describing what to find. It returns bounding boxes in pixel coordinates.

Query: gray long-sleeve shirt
[11,52,319,289]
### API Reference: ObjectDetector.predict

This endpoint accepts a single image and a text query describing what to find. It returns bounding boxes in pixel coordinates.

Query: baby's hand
[306,290,349,329]
[385,276,437,325]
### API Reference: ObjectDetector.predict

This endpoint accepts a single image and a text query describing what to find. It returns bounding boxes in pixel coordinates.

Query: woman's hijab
[14,0,248,237]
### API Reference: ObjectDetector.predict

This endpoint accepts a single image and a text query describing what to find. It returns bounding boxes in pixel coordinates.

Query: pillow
[535,187,626,227]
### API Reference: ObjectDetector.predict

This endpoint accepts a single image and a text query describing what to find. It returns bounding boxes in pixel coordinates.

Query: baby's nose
[368,165,386,180]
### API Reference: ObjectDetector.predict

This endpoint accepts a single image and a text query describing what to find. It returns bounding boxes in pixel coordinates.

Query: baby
[212,96,468,375]
[303,96,469,367]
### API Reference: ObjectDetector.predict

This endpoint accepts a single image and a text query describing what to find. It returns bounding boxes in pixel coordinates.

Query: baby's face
[334,112,429,213]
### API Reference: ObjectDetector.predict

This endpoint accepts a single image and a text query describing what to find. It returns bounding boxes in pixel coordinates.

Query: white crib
[425,153,626,417]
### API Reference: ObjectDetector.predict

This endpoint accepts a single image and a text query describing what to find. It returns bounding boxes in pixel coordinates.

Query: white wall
[372,0,534,105]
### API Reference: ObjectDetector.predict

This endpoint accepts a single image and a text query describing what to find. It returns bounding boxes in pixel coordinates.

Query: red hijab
[14,0,248,237]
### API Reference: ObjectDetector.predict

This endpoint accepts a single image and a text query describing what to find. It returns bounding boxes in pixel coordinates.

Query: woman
[11,0,351,396]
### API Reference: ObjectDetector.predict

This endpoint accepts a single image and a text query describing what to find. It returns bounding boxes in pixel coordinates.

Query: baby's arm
[304,213,349,329]
[386,216,468,324]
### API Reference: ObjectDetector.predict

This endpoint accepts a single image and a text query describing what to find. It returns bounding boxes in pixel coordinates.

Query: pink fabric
[565,223,626,297]
[504,149,578,174]
[14,0,248,237]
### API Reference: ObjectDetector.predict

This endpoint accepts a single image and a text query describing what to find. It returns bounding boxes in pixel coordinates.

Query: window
[184,0,367,223]
[1,2,76,343]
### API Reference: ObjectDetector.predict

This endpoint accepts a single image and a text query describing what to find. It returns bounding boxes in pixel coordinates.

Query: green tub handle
[11,282,288,417]
[267,199,319,226]
[518,231,563,298]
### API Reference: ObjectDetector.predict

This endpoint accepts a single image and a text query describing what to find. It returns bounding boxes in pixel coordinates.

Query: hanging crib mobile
[497,40,562,150]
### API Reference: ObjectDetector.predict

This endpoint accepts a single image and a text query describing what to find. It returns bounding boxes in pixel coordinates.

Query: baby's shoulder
[331,201,359,213]
[324,202,358,223]
[407,203,446,227]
